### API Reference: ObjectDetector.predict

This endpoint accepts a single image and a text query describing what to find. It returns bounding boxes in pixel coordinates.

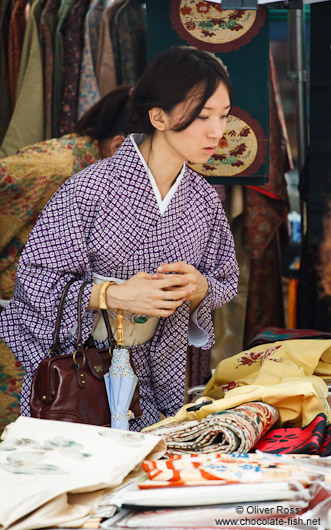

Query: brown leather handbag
[30,279,142,426]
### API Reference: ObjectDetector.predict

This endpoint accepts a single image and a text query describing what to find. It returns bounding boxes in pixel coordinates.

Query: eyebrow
[203,104,231,111]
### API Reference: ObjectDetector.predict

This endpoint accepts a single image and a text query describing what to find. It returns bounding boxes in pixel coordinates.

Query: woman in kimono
[0,46,239,431]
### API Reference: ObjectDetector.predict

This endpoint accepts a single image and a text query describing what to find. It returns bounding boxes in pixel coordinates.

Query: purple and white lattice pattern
[0,135,239,430]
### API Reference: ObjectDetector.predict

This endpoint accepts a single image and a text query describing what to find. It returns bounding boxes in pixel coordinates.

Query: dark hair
[73,85,134,141]
[130,46,232,135]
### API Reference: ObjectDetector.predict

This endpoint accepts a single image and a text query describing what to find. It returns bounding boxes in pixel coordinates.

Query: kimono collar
[110,134,187,217]
[129,134,186,216]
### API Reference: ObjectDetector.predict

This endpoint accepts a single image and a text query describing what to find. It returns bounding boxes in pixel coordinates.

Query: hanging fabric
[52,0,76,137]
[8,0,29,111]
[0,0,12,144]
[39,0,61,140]
[111,0,146,85]
[77,0,110,119]
[58,0,90,135]
[95,0,123,98]
[0,0,45,158]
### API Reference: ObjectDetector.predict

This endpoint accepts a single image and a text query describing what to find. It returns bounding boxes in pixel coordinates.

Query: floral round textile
[170,0,266,52]
[189,107,267,178]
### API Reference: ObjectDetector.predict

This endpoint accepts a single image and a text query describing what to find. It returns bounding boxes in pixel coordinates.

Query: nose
[207,118,226,140]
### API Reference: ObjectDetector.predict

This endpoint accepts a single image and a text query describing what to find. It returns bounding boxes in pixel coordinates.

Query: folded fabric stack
[146,402,279,455]
[139,452,320,488]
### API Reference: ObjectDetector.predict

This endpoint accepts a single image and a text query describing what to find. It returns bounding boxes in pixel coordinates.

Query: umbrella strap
[113,410,134,421]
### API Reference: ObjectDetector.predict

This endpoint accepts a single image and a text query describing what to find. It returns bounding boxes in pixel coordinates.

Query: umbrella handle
[117,309,125,346]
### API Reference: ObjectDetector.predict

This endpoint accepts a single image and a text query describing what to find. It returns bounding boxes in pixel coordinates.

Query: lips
[203,146,217,156]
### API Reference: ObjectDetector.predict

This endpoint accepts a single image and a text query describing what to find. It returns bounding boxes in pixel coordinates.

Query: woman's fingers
[157,261,193,274]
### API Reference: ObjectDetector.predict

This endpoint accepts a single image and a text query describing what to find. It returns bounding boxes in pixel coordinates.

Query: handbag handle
[76,281,116,353]
[52,277,78,355]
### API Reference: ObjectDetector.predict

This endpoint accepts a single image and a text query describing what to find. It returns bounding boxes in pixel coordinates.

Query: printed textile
[140,452,319,488]
[256,412,331,456]
[77,0,109,118]
[144,402,279,455]
[0,133,100,300]
[58,0,90,135]
[0,416,166,530]
[0,135,239,430]
[145,339,331,431]
[249,326,331,349]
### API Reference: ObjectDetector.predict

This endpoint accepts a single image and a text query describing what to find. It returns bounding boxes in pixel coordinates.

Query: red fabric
[256,413,331,456]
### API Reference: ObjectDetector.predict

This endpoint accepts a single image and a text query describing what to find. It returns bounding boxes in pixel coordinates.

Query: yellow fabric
[0,134,100,299]
[144,340,331,432]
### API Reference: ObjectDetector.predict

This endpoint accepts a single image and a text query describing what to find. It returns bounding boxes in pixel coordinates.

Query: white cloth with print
[0,417,165,530]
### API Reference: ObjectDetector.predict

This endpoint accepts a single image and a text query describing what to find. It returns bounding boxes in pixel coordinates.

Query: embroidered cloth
[144,339,331,432]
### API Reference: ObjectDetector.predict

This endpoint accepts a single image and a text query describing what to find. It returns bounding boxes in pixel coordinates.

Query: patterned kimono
[0,135,239,430]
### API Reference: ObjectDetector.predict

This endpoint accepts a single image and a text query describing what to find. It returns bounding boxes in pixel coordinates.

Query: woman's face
[162,82,231,165]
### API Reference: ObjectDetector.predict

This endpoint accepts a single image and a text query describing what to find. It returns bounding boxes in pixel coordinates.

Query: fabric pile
[0,416,166,530]
[144,339,331,457]
[146,402,279,456]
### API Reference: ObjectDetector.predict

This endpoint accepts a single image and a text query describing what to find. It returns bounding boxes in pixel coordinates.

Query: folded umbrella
[104,310,138,430]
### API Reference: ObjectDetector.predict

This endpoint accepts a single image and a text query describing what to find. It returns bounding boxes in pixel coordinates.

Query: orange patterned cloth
[140,452,319,488]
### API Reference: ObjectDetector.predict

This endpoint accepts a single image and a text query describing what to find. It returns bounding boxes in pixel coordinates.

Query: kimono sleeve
[0,170,100,374]
[188,199,239,350]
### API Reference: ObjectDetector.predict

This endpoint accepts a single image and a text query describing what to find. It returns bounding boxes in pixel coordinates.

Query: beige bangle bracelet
[98,281,117,310]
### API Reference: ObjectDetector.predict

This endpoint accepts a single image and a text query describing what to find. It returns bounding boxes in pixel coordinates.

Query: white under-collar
[130,134,186,216]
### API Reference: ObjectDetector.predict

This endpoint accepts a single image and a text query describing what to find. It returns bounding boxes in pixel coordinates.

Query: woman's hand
[106,271,193,317]
[153,261,208,313]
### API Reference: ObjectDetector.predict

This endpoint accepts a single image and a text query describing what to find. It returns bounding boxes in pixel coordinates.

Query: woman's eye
[198,116,208,120]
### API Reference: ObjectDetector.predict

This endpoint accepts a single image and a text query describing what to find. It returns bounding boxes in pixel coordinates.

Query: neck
[139,133,184,199]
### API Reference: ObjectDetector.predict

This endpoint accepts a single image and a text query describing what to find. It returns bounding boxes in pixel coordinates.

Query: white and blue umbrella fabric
[104,346,138,430]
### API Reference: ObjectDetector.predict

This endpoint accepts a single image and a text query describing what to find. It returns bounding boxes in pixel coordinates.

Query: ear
[109,134,125,156]
[148,107,167,131]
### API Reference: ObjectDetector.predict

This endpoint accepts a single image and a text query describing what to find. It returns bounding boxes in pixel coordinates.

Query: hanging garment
[211,189,251,366]
[39,0,61,140]
[0,135,239,430]
[112,0,146,85]
[77,0,110,119]
[0,0,45,158]
[58,0,90,135]
[7,0,29,111]
[95,0,122,97]
[52,0,76,137]
[0,0,12,144]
